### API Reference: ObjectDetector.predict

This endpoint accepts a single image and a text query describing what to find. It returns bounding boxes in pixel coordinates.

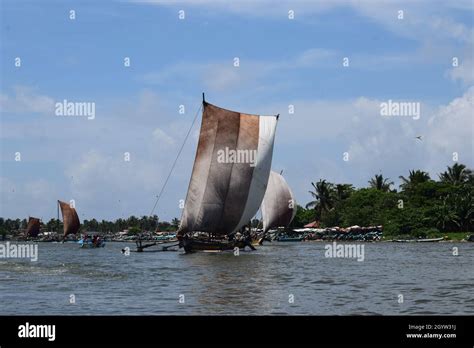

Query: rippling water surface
[0,242,473,315]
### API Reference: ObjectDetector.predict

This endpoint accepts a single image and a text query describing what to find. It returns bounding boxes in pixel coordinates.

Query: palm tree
[439,163,473,185]
[140,215,149,231]
[443,186,474,231]
[127,215,139,228]
[399,170,430,191]
[306,179,334,216]
[333,184,354,201]
[171,218,180,229]
[368,174,394,192]
[150,215,159,231]
[433,196,460,231]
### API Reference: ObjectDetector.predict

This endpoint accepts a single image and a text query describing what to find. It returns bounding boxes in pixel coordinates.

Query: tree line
[292,163,473,237]
[0,215,181,236]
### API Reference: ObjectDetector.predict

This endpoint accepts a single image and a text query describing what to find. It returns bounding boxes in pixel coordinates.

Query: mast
[57,200,60,235]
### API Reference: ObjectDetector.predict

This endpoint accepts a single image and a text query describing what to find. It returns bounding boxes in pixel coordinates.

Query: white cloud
[152,127,175,145]
[137,0,473,45]
[133,0,338,16]
[264,87,472,203]
[141,62,203,85]
[139,48,337,92]
[0,86,55,114]
[0,177,59,219]
[425,86,474,165]
[1,86,199,220]
[429,16,473,43]
[65,150,163,217]
[293,48,336,68]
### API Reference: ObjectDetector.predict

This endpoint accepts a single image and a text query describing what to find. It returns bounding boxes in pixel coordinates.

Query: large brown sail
[25,217,40,238]
[178,101,278,236]
[58,200,80,237]
[261,171,297,233]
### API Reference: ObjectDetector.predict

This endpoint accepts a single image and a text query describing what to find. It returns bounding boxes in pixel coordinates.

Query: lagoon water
[0,242,473,315]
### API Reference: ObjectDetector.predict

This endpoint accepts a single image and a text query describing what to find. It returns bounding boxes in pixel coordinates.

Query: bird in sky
[415,135,423,141]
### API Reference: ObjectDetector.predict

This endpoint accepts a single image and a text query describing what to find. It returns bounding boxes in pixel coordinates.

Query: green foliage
[0,215,179,234]
[157,221,171,231]
[292,205,315,227]
[300,163,474,237]
[399,170,431,193]
[338,188,398,227]
[439,163,473,185]
[82,215,162,233]
[306,179,334,215]
[368,174,394,192]
[127,226,141,235]
[171,218,180,229]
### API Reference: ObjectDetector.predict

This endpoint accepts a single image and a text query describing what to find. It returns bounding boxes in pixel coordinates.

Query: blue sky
[1,0,473,222]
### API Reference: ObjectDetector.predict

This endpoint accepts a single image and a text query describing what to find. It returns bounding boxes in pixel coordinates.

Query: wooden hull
[180,238,251,253]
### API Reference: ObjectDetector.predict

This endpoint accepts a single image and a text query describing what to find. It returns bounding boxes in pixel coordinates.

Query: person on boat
[243,232,256,251]
[92,234,98,246]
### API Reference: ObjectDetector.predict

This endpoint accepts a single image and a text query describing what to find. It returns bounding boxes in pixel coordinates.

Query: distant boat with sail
[25,217,41,239]
[58,200,80,242]
[177,96,278,253]
[258,170,297,244]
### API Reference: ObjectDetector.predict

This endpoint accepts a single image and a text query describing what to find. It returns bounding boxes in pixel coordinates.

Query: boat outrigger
[392,237,445,243]
[121,235,179,253]
[176,95,278,253]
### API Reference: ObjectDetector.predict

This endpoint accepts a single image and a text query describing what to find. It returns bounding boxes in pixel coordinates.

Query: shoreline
[2,238,471,243]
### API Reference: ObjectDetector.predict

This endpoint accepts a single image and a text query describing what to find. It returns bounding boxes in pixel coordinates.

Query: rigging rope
[149,102,203,217]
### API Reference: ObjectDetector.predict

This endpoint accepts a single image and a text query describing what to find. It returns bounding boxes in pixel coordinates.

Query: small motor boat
[276,235,304,242]
[78,238,105,248]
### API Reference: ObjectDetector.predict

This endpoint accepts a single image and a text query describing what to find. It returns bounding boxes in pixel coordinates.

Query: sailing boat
[177,97,278,253]
[258,171,297,244]
[58,200,80,241]
[25,217,41,239]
